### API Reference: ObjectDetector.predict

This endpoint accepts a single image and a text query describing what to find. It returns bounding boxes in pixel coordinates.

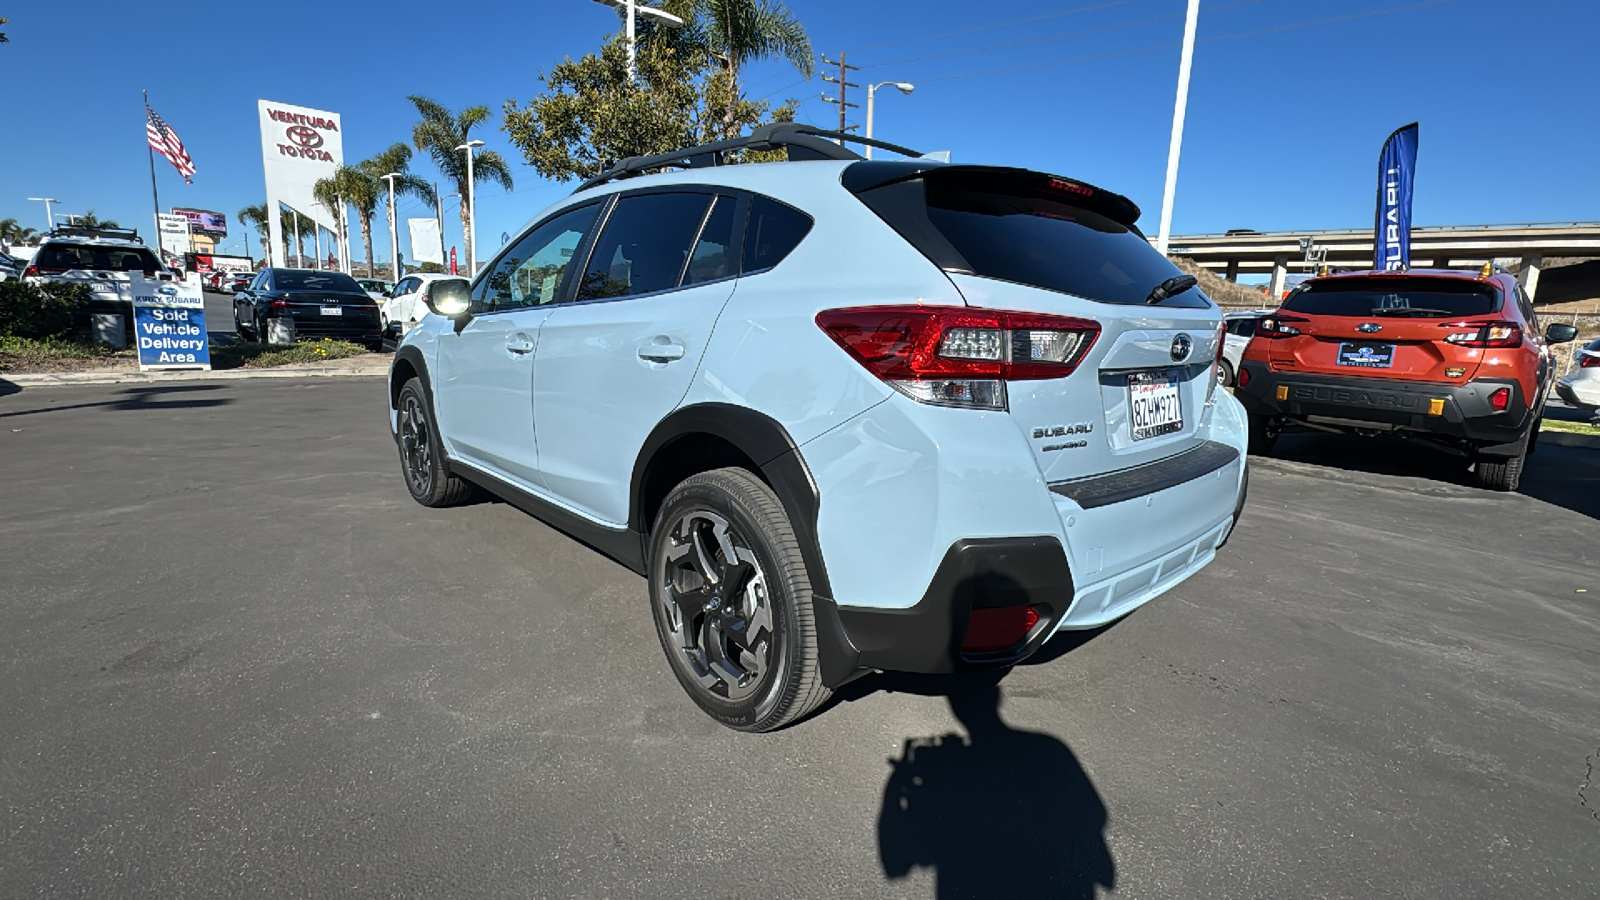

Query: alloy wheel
[659,510,774,700]
[399,393,434,495]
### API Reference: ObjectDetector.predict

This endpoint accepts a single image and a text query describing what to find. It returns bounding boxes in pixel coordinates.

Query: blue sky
[1,0,1593,269]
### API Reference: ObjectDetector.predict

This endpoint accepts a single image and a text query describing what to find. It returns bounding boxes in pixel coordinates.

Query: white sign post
[258,100,344,269]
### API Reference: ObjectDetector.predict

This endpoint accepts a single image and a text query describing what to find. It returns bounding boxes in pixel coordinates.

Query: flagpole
[144,90,162,257]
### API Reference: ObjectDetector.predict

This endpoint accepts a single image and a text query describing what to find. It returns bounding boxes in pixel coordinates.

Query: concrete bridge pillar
[1517,254,1542,301]
[1225,259,1239,282]
[1267,254,1288,300]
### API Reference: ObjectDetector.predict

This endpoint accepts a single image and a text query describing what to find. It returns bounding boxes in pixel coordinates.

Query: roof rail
[574,123,925,193]
[49,223,143,243]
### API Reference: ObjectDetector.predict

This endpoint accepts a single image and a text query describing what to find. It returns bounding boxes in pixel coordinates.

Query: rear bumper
[1234,363,1533,445]
[1556,377,1600,410]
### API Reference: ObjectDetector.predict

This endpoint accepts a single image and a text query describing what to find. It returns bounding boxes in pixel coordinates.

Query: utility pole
[434,181,447,270]
[820,52,860,144]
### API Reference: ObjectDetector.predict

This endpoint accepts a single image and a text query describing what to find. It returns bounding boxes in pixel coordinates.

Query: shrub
[0,280,93,340]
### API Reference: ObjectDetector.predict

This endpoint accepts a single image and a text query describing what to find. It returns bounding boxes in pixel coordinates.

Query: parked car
[225,272,254,294]
[1219,308,1275,387]
[386,123,1249,732]
[1555,337,1600,410]
[233,268,384,349]
[0,251,21,282]
[382,273,469,339]
[1233,267,1579,491]
[356,278,394,303]
[22,226,173,322]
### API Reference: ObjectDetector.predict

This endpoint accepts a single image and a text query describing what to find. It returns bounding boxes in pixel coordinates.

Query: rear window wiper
[1146,274,1198,305]
[1369,307,1455,317]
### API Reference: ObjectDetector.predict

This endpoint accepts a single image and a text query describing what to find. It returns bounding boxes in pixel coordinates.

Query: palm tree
[329,166,382,278]
[67,210,121,230]
[696,0,814,139]
[408,96,512,272]
[238,204,271,261]
[0,217,38,247]
[359,142,435,280]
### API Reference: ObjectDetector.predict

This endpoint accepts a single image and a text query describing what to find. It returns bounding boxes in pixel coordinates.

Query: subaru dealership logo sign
[1373,123,1419,271]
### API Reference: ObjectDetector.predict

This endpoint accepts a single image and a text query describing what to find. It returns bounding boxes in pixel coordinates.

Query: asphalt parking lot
[1,377,1596,898]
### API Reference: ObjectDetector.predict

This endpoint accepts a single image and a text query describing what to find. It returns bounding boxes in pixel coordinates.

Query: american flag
[145,102,195,183]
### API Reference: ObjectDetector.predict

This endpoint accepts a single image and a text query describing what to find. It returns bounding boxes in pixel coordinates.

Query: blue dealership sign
[131,275,211,371]
[1373,123,1419,271]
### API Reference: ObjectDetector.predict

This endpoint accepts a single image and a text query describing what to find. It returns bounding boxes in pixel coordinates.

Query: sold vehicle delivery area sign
[131,275,211,371]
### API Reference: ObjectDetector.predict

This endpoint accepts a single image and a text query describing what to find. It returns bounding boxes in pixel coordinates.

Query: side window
[741,195,813,273]
[683,196,738,287]
[1515,285,1538,330]
[482,203,602,311]
[576,192,713,302]
[1235,319,1256,337]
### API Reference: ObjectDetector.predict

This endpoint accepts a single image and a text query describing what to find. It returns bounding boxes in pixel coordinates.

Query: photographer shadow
[877,676,1115,899]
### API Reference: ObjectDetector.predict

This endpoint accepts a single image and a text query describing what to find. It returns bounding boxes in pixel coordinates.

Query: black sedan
[234,268,384,349]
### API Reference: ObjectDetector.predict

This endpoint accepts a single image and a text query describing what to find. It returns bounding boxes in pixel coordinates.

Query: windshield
[35,243,163,272]
[274,270,365,292]
[1284,277,1501,318]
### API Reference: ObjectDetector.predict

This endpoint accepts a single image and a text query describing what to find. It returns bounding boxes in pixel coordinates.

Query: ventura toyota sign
[258,99,343,267]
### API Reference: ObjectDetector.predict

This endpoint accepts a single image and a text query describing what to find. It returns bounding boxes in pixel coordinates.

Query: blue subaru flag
[1373,123,1419,271]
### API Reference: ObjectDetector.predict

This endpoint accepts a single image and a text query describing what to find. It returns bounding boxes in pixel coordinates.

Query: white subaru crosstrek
[389,124,1250,732]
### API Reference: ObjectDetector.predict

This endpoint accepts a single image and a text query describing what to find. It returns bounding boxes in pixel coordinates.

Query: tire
[1474,442,1527,492]
[1217,359,1235,388]
[1246,412,1279,456]
[395,378,474,507]
[648,467,830,733]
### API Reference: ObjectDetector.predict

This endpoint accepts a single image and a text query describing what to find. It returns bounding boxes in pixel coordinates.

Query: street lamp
[380,173,403,282]
[864,82,914,159]
[1155,0,1201,257]
[27,197,60,230]
[454,141,485,278]
[587,0,685,83]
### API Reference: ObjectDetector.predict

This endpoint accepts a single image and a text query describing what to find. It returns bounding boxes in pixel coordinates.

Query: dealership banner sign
[157,213,191,260]
[172,207,229,237]
[1373,123,1419,271]
[407,218,443,264]
[130,274,211,371]
[258,100,343,268]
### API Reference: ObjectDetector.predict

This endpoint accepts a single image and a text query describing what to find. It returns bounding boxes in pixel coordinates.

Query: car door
[532,190,742,527]
[434,202,603,488]
[386,277,417,328]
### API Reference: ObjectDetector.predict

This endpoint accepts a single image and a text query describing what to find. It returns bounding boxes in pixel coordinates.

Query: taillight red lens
[1489,387,1510,411]
[1443,322,1522,348]
[1237,367,1251,387]
[815,306,1099,381]
[269,298,290,310]
[1580,354,1600,368]
[962,605,1042,653]
[1256,315,1305,338]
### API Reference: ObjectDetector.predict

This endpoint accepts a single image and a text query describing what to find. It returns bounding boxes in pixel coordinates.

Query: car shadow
[874,674,1116,899]
[0,384,234,419]
[0,376,20,398]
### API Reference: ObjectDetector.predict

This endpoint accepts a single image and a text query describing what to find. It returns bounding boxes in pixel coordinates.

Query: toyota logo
[1170,333,1192,362]
[285,125,324,149]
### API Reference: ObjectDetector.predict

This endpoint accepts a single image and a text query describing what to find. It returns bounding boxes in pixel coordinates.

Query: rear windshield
[853,168,1206,307]
[273,270,364,292]
[36,243,162,272]
[1284,277,1501,318]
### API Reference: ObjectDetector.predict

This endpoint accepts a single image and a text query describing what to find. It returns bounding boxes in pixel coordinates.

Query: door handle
[638,341,687,363]
[506,335,535,355]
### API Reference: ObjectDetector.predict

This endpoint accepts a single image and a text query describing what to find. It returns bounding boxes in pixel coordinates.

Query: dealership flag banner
[146,102,196,183]
[130,274,210,372]
[408,218,443,265]
[258,100,343,268]
[1373,123,1419,271]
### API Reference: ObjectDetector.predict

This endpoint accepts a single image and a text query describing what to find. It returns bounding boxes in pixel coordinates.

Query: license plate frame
[1336,341,1395,368]
[319,305,342,316]
[1128,369,1183,442]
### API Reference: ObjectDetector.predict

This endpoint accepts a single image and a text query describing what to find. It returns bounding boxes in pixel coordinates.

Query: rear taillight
[1443,322,1522,348]
[1209,320,1226,398]
[23,265,66,278]
[1580,354,1600,368]
[1256,315,1304,338]
[269,298,290,310]
[816,306,1099,411]
[1489,387,1511,411]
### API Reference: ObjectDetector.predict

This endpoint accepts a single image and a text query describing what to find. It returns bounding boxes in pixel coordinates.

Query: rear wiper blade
[1146,274,1198,305]
[1369,307,1454,317]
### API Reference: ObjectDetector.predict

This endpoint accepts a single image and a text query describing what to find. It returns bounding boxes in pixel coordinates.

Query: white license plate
[92,281,116,294]
[320,306,342,316]
[1129,370,1183,441]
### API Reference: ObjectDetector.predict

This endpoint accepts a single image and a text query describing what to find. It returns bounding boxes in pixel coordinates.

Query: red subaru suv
[1233,267,1579,491]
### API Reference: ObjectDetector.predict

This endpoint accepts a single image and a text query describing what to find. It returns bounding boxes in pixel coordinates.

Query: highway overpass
[1162,222,1600,299]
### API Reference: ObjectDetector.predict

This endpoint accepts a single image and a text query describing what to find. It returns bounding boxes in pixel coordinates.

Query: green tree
[408,96,512,272]
[1,218,38,246]
[699,0,813,139]
[238,204,270,260]
[1,16,9,44]
[66,210,119,230]
[360,142,435,281]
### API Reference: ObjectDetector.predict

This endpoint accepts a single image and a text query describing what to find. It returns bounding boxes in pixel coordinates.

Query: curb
[1539,429,1600,451]
[0,365,390,388]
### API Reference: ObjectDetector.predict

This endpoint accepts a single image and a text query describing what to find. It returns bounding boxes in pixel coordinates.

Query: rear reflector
[962,605,1041,653]
[1237,367,1251,387]
[1489,387,1510,411]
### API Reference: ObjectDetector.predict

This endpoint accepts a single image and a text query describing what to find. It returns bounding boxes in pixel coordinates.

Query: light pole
[454,141,484,278]
[27,197,60,230]
[864,82,914,159]
[587,0,684,83]
[381,173,402,282]
[1155,0,1201,257]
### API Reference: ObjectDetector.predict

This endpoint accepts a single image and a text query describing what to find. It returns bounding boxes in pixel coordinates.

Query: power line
[913,0,1454,85]
[843,0,1149,53]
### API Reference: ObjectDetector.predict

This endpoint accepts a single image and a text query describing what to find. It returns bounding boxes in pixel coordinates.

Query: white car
[1555,338,1600,409]
[383,274,469,339]
[356,278,394,304]
[22,226,173,313]
[1219,309,1274,387]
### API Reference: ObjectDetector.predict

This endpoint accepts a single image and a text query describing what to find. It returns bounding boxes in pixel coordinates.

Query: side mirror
[1545,323,1579,344]
[381,289,393,299]
[426,279,471,318]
